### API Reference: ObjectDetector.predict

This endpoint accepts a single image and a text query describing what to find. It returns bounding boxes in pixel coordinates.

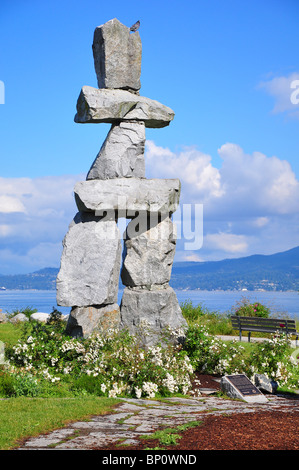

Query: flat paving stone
[17,394,299,450]
[91,411,133,422]
[22,429,75,448]
[70,421,132,431]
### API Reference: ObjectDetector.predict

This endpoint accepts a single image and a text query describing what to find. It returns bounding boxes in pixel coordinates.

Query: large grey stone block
[92,18,142,92]
[74,178,181,216]
[0,311,8,323]
[121,216,176,287]
[87,121,145,180]
[254,373,278,394]
[30,312,50,322]
[74,86,174,128]
[56,212,121,307]
[9,313,28,324]
[65,304,120,338]
[120,286,187,346]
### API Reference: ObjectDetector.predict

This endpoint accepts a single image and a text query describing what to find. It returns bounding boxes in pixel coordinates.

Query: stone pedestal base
[65,304,120,338]
[120,286,187,347]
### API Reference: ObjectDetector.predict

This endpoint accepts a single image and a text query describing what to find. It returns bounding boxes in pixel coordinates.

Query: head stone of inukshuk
[56,18,187,345]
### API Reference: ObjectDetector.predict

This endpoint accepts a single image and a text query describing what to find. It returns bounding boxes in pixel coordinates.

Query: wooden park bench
[231,315,298,346]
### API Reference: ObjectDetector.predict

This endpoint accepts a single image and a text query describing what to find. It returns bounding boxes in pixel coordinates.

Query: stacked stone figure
[56,18,187,344]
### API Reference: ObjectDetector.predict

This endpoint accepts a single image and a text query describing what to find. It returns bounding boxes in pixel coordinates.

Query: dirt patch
[102,410,299,451]
[143,411,299,450]
[191,372,221,391]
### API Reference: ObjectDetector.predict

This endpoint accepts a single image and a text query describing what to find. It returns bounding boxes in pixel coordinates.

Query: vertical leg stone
[120,214,186,346]
[121,215,176,287]
[56,212,121,308]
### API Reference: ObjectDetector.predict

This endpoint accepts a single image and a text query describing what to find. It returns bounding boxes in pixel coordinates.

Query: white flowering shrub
[182,324,246,375]
[2,313,298,397]
[182,324,299,390]
[246,333,299,389]
[3,317,194,399]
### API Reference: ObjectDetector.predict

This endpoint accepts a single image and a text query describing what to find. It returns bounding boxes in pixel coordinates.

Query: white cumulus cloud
[258,72,299,119]
[145,140,224,200]
[217,143,299,216]
[0,174,82,274]
[0,195,26,213]
[145,140,299,261]
[205,232,248,254]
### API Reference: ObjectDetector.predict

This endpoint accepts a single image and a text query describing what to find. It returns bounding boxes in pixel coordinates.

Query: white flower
[162,373,178,394]
[142,381,158,398]
[108,381,126,398]
[61,340,85,354]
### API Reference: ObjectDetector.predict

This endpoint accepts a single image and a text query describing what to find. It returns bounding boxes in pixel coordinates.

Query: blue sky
[0,0,299,274]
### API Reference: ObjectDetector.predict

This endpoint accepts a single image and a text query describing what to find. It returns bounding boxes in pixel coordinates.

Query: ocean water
[0,289,298,319]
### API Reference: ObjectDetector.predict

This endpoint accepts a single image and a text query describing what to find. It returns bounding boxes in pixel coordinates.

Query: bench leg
[248,331,251,343]
[239,329,242,342]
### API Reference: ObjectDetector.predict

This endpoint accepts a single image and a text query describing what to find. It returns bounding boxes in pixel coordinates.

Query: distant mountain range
[0,246,299,291]
[0,268,58,291]
[171,246,299,291]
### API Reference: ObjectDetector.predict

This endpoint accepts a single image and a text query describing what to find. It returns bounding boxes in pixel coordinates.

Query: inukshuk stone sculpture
[56,18,187,344]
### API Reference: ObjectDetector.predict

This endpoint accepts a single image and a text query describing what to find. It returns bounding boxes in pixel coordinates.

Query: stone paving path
[17,391,299,450]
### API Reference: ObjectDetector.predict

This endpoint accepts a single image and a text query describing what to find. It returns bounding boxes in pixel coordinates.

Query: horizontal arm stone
[74,86,175,128]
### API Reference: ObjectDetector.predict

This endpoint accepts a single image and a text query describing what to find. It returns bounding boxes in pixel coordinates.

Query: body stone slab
[87,121,145,180]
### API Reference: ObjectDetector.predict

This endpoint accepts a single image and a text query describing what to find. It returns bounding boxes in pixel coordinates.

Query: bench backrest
[231,316,297,335]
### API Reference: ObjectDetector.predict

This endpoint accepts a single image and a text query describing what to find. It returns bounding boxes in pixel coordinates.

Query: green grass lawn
[0,396,120,450]
[0,322,23,349]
